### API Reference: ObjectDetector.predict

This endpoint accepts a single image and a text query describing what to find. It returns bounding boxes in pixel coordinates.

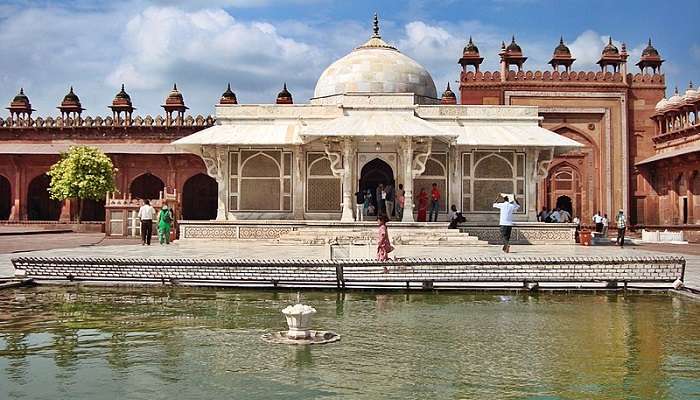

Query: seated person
[447,204,466,229]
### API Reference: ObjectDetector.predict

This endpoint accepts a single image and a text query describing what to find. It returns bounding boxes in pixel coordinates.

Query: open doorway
[556,195,573,216]
[359,158,394,216]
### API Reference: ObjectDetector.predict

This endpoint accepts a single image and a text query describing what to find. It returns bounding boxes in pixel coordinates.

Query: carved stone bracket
[533,147,555,180]
[201,145,225,182]
[411,139,433,178]
[323,140,345,178]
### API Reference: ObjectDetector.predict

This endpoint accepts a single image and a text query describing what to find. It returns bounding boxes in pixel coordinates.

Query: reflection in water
[0,287,698,400]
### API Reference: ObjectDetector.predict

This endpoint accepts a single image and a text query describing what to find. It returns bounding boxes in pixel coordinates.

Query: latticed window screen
[461,151,525,212]
[230,150,292,212]
[306,152,341,212]
[413,153,448,212]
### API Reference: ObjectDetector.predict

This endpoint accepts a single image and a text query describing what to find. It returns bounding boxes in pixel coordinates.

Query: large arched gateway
[0,175,11,220]
[27,174,60,221]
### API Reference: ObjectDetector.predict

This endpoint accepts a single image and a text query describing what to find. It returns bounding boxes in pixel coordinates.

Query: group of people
[355,183,404,221]
[592,210,627,247]
[356,182,443,223]
[537,207,572,223]
[137,199,174,246]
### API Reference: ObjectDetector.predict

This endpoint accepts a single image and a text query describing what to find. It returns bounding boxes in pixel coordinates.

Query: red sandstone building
[0,35,696,231]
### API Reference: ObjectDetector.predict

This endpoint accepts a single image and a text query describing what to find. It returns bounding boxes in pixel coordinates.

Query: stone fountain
[262,303,340,345]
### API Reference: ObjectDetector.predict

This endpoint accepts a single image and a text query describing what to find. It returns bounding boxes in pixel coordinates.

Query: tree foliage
[47,146,116,203]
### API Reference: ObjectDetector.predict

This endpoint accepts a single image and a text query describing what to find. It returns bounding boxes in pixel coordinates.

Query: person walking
[417,188,428,222]
[355,190,365,221]
[493,195,520,253]
[376,215,394,271]
[593,211,603,233]
[157,204,173,245]
[385,184,395,220]
[396,184,405,221]
[138,199,156,246]
[602,214,609,237]
[429,183,441,222]
[615,209,626,247]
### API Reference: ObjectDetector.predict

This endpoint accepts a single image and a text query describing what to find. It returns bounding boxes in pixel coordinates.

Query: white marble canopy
[299,112,456,142]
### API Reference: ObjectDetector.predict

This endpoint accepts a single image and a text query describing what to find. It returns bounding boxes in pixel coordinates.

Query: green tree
[47,146,117,222]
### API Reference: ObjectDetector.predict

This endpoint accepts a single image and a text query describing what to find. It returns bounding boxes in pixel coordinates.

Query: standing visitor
[429,183,441,222]
[396,184,405,220]
[593,211,603,233]
[363,189,371,219]
[615,209,626,247]
[157,204,173,245]
[573,216,581,243]
[377,184,386,217]
[385,184,395,220]
[493,195,520,253]
[138,199,155,246]
[355,190,365,221]
[417,188,428,222]
[376,215,394,271]
[602,214,609,237]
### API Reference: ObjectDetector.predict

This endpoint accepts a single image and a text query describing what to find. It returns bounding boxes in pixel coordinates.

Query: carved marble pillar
[400,138,432,222]
[201,145,229,220]
[324,138,355,222]
[529,148,554,222]
[292,145,305,219]
[400,138,415,222]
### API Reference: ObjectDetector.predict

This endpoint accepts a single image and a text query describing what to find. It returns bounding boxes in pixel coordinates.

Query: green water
[0,287,698,400]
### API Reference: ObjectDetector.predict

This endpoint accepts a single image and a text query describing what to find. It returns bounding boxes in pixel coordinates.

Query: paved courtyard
[1,233,698,291]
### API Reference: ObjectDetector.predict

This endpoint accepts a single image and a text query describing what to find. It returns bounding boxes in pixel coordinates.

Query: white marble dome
[313,36,437,99]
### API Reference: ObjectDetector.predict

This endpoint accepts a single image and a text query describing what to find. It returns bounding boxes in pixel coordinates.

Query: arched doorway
[556,195,573,216]
[359,158,394,214]
[130,173,164,201]
[0,175,10,220]
[546,164,582,219]
[80,199,105,222]
[27,174,61,221]
[182,173,217,220]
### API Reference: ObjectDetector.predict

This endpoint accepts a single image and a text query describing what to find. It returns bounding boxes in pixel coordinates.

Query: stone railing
[641,229,685,243]
[0,114,215,128]
[12,255,685,290]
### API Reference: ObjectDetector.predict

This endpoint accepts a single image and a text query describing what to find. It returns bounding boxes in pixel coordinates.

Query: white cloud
[0,3,687,117]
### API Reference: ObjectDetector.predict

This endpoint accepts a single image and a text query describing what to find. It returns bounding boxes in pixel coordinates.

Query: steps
[277,226,488,246]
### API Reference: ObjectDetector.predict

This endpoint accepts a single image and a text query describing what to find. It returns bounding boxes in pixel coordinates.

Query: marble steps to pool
[276,227,487,246]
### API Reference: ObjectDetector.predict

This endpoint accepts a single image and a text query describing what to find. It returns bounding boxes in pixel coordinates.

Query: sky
[0,0,698,116]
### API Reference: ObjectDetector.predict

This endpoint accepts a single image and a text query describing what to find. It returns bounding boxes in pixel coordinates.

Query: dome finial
[648,37,652,46]
[20,87,24,95]
[372,13,380,38]
[560,36,564,45]
[690,81,694,89]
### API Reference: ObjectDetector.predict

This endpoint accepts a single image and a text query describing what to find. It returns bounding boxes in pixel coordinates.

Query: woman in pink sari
[376,216,393,271]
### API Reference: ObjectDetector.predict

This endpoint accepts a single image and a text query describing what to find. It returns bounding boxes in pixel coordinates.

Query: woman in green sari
[158,205,173,245]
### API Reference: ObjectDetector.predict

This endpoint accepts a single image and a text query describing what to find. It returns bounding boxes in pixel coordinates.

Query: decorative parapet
[460,70,664,86]
[0,114,215,128]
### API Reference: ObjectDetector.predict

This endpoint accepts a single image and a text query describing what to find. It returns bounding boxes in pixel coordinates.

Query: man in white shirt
[493,195,520,253]
[138,199,156,246]
[592,211,604,233]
